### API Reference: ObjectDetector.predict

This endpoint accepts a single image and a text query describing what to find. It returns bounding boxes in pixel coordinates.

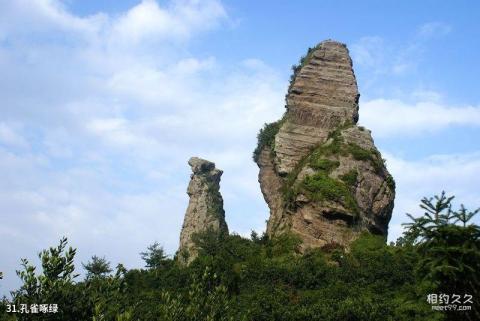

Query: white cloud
[386,151,480,241]
[417,22,452,38]
[352,36,422,77]
[350,36,386,73]
[351,21,451,81]
[0,123,28,148]
[411,89,443,102]
[43,127,74,158]
[0,0,105,38]
[109,0,226,44]
[0,0,281,296]
[360,98,480,137]
[0,0,226,42]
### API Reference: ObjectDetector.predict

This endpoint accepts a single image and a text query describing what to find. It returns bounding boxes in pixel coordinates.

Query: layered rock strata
[254,40,395,251]
[178,157,228,265]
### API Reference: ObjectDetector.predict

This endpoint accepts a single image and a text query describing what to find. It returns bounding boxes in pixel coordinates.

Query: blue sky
[1,0,479,296]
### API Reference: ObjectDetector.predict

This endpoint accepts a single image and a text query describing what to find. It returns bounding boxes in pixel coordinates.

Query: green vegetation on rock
[279,125,396,212]
[301,172,359,214]
[252,117,286,162]
[340,169,359,187]
[206,180,225,220]
[309,158,340,172]
[315,131,384,174]
[346,143,372,161]
[280,155,309,208]
[289,46,318,93]
[386,173,396,191]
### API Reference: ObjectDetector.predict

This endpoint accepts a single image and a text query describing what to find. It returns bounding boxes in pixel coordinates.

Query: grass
[289,46,317,92]
[206,181,225,220]
[346,143,372,161]
[281,156,309,209]
[340,170,358,187]
[301,173,359,214]
[317,125,386,176]
[310,158,340,172]
[386,174,396,191]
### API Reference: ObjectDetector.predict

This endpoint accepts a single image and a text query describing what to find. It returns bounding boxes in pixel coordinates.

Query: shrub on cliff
[253,117,286,162]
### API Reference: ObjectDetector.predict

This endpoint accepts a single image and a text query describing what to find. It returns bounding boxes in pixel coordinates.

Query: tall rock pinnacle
[177,157,228,265]
[254,40,395,250]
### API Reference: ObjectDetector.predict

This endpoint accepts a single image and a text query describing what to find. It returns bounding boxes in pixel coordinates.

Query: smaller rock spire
[177,157,228,265]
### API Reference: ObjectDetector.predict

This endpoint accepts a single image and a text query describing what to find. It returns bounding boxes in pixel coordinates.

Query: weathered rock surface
[178,157,228,264]
[255,40,395,251]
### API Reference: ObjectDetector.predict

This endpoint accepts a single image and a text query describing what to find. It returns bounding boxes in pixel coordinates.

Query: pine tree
[403,192,480,320]
[140,242,168,270]
[83,256,113,280]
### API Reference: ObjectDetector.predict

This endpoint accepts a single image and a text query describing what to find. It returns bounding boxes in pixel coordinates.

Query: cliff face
[178,157,228,265]
[255,40,395,250]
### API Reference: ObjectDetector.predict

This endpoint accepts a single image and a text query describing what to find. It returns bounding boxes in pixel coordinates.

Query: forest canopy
[1,192,479,321]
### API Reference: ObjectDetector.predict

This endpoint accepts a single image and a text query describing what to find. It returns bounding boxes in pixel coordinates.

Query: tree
[140,242,168,269]
[160,267,241,321]
[88,264,131,321]
[83,256,113,279]
[13,237,77,301]
[402,192,480,320]
[12,237,83,321]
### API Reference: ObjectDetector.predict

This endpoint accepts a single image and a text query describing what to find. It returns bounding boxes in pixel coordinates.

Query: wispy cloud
[417,22,452,38]
[0,0,226,41]
[351,21,452,79]
[360,97,480,137]
[385,151,480,241]
[0,123,29,149]
[350,36,388,75]
[0,0,282,295]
